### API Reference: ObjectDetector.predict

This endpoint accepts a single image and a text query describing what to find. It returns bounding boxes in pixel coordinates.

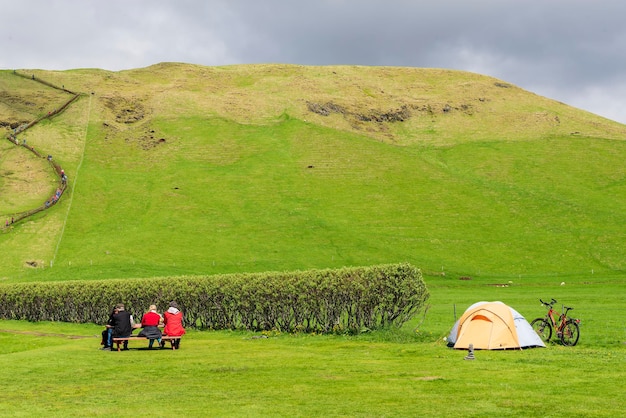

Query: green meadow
[0,64,625,416]
[0,277,624,417]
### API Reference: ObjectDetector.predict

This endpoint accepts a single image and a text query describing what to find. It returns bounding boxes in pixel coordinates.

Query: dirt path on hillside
[1,72,81,230]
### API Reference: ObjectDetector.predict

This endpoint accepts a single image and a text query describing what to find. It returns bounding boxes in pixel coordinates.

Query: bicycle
[531,298,580,346]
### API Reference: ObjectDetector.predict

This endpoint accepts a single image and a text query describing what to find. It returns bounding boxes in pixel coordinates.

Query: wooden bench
[112,335,182,352]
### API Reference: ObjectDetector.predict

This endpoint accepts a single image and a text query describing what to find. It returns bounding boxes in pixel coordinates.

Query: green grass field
[0,64,625,416]
[1,276,624,417]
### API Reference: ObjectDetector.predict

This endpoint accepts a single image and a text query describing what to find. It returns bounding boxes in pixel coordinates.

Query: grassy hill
[1,63,625,283]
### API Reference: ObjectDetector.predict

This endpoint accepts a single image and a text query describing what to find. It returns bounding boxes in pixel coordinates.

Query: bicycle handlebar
[539,299,574,312]
[539,298,557,307]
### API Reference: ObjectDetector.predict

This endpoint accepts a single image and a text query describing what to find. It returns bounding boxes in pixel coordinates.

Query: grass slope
[0,64,625,282]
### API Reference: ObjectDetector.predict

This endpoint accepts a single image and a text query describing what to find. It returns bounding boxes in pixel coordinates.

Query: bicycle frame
[544,305,568,335]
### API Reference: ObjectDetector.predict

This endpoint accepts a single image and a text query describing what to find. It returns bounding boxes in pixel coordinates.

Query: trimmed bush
[0,263,428,333]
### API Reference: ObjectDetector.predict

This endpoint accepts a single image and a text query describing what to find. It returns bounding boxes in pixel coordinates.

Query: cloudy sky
[2,0,625,124]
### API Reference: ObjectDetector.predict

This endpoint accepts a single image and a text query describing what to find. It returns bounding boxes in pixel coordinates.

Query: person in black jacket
[100,306,118,350]
[110,304,134,350]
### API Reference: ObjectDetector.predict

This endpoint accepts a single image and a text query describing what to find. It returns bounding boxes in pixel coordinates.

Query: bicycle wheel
[560,320,580,346]
[531,318,552,343]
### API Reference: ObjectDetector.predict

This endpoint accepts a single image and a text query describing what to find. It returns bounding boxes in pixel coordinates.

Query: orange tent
[447,301,545,350]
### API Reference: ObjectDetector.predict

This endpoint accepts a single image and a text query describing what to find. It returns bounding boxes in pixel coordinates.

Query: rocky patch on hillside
[99,95,165,150]
[307,101,411,122]
[101,95,146,124]
[307,100,476,129]
[0,119,30,129]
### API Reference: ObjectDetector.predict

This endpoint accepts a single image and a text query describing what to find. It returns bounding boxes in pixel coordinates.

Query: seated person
[111,303,134,350]
[162,301,185,349]
[138,304,163,348]
[100,306,118,350]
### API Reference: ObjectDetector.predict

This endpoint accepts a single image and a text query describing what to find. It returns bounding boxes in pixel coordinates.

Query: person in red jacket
[162,301,185,349]
[138,304,163,348]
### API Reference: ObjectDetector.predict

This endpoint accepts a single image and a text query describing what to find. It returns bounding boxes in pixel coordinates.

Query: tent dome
[447,301,545,350]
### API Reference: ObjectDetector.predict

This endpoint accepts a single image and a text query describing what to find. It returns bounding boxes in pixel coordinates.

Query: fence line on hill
[2,71,83,231]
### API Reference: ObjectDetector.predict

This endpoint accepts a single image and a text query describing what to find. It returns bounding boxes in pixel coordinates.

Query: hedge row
[0,263,429,333]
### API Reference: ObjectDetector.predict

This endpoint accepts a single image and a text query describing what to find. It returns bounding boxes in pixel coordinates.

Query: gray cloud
[1,0,625,123]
